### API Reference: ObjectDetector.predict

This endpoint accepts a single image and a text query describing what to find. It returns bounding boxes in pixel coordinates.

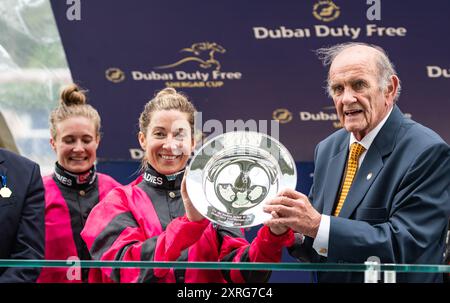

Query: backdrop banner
[50,0,450,163]
[51,0,450,282]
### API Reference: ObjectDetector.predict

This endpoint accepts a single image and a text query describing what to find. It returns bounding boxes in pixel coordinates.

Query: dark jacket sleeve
[0,163,45,283]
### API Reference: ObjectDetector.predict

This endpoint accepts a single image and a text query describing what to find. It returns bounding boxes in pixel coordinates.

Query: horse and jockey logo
[155,42,226,71]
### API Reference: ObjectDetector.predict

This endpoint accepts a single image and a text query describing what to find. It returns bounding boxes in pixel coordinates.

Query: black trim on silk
[216,225,244,282]
[216,225,270,282]
[54,175,100,282]
[110,241,139,282]
[56,183,99,259]
[239,246,271,282]
[137,181,185,231]
[174,249,189,283]
[89,212,139,260]
[220,249,238,283]
[138,237,159,283]
[215,223,245,249]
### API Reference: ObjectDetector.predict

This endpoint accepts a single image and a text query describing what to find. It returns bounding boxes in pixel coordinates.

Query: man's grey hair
[316,42,401,102]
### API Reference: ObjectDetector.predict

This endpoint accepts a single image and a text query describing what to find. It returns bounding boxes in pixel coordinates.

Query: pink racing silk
[37,173,120,283]
[81,182,295,283]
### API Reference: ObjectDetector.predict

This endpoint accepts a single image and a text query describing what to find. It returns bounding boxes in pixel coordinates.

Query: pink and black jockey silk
[53,165,99,270]
[139,166,187,282]
[37,165,120,283]
[139,165,185,230]
[81,165,295,283]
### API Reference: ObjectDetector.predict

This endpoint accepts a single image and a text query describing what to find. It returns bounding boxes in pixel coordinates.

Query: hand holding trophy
[181,168,205,222]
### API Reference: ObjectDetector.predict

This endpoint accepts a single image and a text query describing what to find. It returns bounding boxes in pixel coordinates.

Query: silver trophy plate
[186,131,297,228]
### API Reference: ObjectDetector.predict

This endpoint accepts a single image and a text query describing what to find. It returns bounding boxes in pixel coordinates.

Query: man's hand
[263,189,321,238]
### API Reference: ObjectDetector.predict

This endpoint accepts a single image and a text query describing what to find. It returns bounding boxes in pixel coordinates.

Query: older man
[264,42,450,282]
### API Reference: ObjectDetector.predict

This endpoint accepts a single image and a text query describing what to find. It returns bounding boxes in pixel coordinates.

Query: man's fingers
[264,204,290,216]
[277,188,308,200]
[265,196,302,207]
[264,217,292,228]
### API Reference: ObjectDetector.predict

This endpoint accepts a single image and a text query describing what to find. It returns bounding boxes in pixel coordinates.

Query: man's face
[328,46,397,141]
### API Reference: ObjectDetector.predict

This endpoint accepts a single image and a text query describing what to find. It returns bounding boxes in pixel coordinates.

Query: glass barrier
[1,259,449,273]
[1,259,449,285]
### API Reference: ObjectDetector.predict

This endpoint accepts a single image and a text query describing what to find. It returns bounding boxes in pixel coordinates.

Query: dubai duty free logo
[105,67,125,83]
[272,108,293,124]
[129,41,242,88]
[313,0,341,22]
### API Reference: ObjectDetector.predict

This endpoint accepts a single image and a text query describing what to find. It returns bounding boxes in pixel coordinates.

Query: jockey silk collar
[54,162,97,190]
[143,164,184,190]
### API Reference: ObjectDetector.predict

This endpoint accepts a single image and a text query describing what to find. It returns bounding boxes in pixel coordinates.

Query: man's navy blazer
[289,106,450,282]
[0,148,45,282]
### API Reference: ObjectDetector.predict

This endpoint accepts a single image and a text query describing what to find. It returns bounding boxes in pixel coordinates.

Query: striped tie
[333,143,366,216]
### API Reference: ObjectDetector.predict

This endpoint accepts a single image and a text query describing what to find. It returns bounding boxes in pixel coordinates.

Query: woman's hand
[181,171,204,222]
[266,210,289,235]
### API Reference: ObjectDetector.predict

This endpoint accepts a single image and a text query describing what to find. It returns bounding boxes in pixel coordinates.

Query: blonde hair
[139,87,196,136]
[49,84,101,140]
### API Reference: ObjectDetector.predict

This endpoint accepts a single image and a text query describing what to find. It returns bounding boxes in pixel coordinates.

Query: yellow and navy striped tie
[333,143,366,216]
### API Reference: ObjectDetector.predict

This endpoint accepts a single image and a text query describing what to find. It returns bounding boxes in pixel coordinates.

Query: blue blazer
[289,106,450,282]
[0,149,45,282]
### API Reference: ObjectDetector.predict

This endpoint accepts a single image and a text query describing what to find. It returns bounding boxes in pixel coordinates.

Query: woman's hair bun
[60,84,87,106]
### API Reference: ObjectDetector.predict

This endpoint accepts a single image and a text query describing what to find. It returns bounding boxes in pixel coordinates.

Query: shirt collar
[349,106,393,150]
